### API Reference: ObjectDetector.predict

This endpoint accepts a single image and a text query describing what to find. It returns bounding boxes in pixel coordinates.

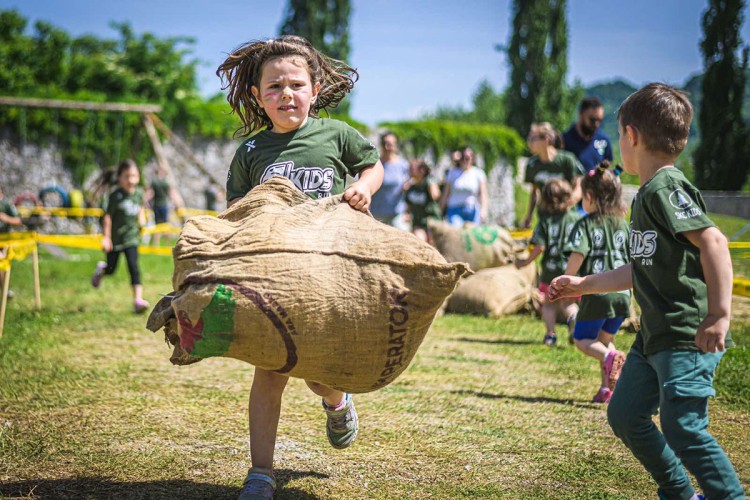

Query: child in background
[563,161,629,403]
[0,186,23,299]
[90,159,149,314]
[217,35,384,499]
[515,178,581,346]
[403,159,441,244]
[549,83,744,499]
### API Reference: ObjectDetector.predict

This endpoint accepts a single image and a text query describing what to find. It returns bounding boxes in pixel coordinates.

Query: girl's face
[252,56,320,134]
[582,190,597,214]
[119,166,140,193]
[409,162,425,179]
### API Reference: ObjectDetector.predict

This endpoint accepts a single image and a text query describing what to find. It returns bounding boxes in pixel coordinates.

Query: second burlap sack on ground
[428,220,517,271]
[147,177,468,393]
[446,263,536,317]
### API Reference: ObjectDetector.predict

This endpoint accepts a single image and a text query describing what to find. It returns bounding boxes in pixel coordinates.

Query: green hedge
[379,120,526,172]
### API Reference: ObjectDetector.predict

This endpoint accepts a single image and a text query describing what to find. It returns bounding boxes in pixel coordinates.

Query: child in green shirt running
[217,35,384,499]
[549,83,744,499]
[515,178,581,346]
[90,159,149,314]
[563,161,630,404]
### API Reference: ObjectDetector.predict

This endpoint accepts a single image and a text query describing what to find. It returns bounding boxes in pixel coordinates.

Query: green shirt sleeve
[226,144,254,203]
[524,159,537,184]
[341,124,380,176]
[530,219,546,247]
[651,184,714,237]
[564,153,585,180]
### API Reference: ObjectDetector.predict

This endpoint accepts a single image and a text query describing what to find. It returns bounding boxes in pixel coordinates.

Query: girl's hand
[548,275,584,302]
[343,181,372,213]
[695,314,729,353]
[101,236,113,253]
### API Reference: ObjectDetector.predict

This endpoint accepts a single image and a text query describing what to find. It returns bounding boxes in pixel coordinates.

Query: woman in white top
[440,146,488,227]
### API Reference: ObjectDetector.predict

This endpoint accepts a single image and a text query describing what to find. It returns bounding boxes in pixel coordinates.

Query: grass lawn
[0,244,748,499]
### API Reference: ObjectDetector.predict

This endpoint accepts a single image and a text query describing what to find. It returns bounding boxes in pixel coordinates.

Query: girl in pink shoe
[90,159,149,314]
[563,161,629,403]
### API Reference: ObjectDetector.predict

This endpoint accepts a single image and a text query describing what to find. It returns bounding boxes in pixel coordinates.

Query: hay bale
[148,177,469,393]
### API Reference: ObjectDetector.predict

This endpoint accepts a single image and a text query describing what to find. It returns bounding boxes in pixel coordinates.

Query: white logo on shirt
[246,140,256,152]
[261,161,334,195]
[613,230,626,250]
[549,224,560,238]
[592,229,605,248]
[669,189,693,209]
[630,230,657,265]
[594,139,608,156]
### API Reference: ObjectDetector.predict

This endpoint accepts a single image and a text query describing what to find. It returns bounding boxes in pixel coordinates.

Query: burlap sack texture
[147,176,469,393]
[446,264,535,317]
[427,220,518,271]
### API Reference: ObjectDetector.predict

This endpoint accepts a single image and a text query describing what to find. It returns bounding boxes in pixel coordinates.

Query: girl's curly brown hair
[538,178,575,215]
[217,35,358,136]
[581,160,625,217]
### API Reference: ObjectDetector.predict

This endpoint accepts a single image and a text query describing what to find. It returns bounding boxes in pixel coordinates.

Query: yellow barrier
[141,223,182,236]
[728,242,750,249]
[17,207,104,218]
[510,229,533,240]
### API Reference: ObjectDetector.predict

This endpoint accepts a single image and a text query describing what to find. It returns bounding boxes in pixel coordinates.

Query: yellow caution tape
[17,207,104,217]
[141,223,182,236]
[176,207,219,218]
[728,242,750,249]
[0,237,37,271]
[510,229,533,240]
[733,278,750,298]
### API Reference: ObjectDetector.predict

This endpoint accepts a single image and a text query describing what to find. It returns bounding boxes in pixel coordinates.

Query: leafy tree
[430,80,506,125]
[279,0,353,114]
[502,0,580,136]
[694,0,750,190]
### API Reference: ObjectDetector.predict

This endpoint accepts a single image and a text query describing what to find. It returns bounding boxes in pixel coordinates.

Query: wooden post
[142,113,172,174]
[0,265,10,338]
[146,112,225,188]
[32,245,41,311]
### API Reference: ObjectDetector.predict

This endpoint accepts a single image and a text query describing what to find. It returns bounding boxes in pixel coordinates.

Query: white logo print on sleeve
[669,188,703,220]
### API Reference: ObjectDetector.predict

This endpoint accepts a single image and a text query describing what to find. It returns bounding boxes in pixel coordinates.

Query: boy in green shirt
[0,186,23,299]
[549,83,744,499]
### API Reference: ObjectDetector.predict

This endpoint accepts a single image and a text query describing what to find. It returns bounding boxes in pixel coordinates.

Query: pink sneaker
[134,299,150,314]
[91,261,106,288]
[602,350,626,390]
[592,387,612,404]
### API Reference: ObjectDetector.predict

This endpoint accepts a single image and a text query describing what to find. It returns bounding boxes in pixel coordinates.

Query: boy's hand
[101,236,113,253]
[695,314,729,353]
[548,275,584,302]
[343,181,372,213]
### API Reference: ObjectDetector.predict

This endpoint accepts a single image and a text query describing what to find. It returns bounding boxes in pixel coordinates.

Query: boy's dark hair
[410,159,431,176]
[539,178,574,215]
[581,160,624,217]
[617,83,693,157]
[579,97,603,113]
[217,35,358,136]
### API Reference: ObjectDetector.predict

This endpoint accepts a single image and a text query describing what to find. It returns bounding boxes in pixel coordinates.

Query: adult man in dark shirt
[563,97,613,173]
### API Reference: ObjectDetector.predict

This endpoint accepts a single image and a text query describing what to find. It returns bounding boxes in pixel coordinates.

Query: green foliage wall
[380,120,526,172]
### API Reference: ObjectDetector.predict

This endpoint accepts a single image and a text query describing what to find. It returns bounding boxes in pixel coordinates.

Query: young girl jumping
[515,178,581,345]
[91,159,149,314]
[217,35,384,499]
[563,161,629,403]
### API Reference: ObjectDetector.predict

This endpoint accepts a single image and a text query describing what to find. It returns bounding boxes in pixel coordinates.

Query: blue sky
[3,0,750,127]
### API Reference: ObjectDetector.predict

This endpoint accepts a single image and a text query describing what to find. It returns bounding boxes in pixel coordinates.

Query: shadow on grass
[0,469,328,499]
[452,389,595,409]
[453,336,538,346]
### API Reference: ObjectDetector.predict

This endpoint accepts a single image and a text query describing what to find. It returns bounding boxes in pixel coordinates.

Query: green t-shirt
[104,187,144,251]
[150,178,170,207]
[530,208,582,284]
[0,197,20,233]
[630,167,732,354]
[565,214,631,321]
[226,118,380,202]
[524,150,584,191]
[405,176,441,229]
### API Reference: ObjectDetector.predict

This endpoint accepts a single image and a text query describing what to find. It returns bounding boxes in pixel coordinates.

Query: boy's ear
[251,86,263,109]
[626,125,639,147]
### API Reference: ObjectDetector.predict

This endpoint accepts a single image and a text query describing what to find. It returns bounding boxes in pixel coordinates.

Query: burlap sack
[147,177,468,393]
[446,264,533,317]
[428,220,517,271]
